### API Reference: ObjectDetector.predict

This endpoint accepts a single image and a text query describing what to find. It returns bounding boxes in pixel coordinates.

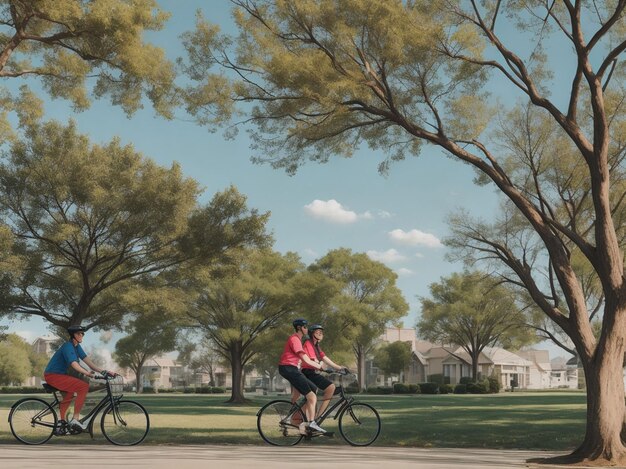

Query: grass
[0,391,587,449]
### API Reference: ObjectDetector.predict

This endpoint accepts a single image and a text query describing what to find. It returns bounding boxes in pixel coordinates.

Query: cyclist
[278,318,326,434]
[43,325,112,432]
[302,324,347,419]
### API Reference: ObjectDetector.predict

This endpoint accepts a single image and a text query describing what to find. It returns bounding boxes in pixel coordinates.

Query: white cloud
[388,229,443,248]
[397,268,414,276]
[377,210,393,219]
[415,252,424,259]
[366,249,406,263]
[304,199,375,224]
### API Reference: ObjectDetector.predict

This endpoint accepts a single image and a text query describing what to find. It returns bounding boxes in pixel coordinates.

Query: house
[549,356,578,389]
[516,349,552,389]
[377,328,564,390]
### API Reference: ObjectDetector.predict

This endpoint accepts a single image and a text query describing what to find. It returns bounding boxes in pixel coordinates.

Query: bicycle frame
[42,377,123,438]
[281,374,355,434]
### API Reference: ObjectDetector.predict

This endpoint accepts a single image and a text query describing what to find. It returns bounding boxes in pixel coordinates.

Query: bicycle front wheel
[257,400,305,446]
[9,398,57,445]
[101,400,149,446]
[338,402,381,446]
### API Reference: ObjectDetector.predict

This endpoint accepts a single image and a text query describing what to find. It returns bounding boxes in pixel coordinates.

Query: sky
[1,1,572,360]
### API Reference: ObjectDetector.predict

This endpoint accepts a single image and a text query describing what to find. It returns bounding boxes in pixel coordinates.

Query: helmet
[292,318,308,330]
[308,324,324,333]
[67,325,87,336]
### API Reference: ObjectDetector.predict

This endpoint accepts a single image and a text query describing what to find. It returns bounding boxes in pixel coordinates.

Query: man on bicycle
[302,324,347,419]
[278,318,327,434]
[43,324,113,431]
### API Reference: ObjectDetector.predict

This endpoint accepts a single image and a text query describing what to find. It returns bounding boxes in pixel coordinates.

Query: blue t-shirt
[44,341,87,375]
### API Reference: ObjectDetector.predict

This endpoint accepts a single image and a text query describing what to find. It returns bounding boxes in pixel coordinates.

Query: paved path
[0,445,596,469]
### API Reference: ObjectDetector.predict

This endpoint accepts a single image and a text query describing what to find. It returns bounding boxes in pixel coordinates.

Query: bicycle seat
[42,382,60,393]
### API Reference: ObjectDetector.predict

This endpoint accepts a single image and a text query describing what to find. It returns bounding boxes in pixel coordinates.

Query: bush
[0,386,42,394]
[466,380,489,394]
[211,387,225,393]
[418,382,439,394]
[454,384,467,394]
[392,383,420,394]
[427,374,450,385]
[488,375,501,393]
[439,384,454,394]
[408,384,420,394]
[345,384,359,394]
[365,386,393,395]
[459,377,473,385]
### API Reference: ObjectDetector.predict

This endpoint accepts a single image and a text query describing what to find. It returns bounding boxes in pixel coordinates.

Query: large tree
[418,271,535,380]
[309,248,408,391]
[181,1,626,463]
[0,0,175,120]
[0,118,269,331]
[187,248,304,404]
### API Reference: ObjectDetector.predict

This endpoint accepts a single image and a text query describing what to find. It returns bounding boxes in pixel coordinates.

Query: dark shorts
[302,369,333,390]
[278,365,317,395]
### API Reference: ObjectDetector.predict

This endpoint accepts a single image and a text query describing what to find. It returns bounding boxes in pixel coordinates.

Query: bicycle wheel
[338,402,381,446]
[9,398,57,445]
[100,400,149,446]
[257,400,305,446]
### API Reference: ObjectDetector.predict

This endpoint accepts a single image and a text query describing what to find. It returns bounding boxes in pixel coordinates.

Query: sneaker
[53,419,67,435]
[298,422,308,435]
[308,421,327,433]
[68,418,88,431]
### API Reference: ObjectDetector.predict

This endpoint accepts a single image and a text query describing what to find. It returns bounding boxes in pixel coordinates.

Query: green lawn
[0,391,587,449]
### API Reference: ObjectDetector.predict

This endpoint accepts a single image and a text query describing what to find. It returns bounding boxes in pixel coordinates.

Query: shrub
[211,386,225,393]
[393,383,408,394]
[459,377,473,385]
[439,384,454,394]
[488,375,501,393]
[427,374,450,385]
[418,382,439,394]
[454,384,467,394]
[466,380,489,394]
[0,386,42,394]
[365,386,393,395]
[408,384,420,394]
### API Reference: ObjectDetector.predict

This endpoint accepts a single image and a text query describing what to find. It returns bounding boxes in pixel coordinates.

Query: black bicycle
[8,374,149,446]
[256,370,381,446]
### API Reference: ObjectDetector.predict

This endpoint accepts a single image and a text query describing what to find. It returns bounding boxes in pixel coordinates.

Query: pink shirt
[302,340,326,370]
[278,333,305,366]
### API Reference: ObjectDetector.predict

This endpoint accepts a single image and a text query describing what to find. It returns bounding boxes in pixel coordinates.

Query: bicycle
[8,373,150,446]
[256,369,381,446]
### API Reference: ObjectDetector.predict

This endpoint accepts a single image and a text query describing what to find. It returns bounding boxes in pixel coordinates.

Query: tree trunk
[226,342,247,404]
[538,310,626,466]
[354,346,366,392]
[134,367,143,394]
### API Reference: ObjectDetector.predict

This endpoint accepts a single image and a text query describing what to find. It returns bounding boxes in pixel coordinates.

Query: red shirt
[278,333,306,366]
[302,339,326,370]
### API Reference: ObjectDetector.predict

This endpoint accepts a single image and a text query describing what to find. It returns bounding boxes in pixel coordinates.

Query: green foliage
[0,119,269,330]
[466,380,490,394]
[427,374,450,385]
[308,248,408,388]
[439,384,455,394]
[488,374,501,394]
[0,0,176,118]
[364,386,393,395]
[418,270,536,379]
[0,334,47,385]
[418,382,439,394]
[393,382,420,394]
[374,340,412,379]
[454,384,467,394]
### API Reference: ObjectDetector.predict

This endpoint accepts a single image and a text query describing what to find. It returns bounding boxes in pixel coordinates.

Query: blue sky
[2,1,570,359]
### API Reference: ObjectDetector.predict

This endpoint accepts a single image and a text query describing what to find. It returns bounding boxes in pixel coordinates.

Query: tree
[418,271,535,380]
[113,308,178,394]
[374,340,412,384]
[0,0,176,120]
[181,2,626,463]
[0,118,269,331]
[309,248,408,391]
[0,333,47,385]
[188,248,304,404]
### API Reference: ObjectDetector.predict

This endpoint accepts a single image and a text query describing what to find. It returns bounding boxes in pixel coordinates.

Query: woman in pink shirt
[278,318,326,434]
[302,324,346,419]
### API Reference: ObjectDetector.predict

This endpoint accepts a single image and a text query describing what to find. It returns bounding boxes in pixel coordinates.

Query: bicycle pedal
[322,431,334,437]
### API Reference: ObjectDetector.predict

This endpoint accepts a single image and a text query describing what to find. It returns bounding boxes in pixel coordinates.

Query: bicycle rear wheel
[9,398,57,445]
[338,402,381,446]
[257,400,305,446]
[101,400,149,446]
